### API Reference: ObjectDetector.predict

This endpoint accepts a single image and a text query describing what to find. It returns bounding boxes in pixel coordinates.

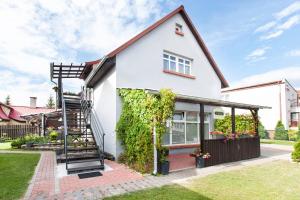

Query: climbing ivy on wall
[116,89,175,173]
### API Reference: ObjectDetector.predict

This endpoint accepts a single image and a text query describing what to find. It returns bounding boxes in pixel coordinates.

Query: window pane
[172,122,185,144]
[178,63,184,73]
[163,59,169,70]
[170,61,176,71]
[186,123,198,143]
[163,54,169,59]
[173,112,184,120]
[163,127,170,145]
[178,58,184,63]
[170,56,176,61]
[184,65,191,75]
[186,112,198,122]
[185,60,190,65]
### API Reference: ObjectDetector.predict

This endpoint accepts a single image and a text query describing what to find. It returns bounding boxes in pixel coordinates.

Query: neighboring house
[12,97,55,117]
[0,102,25,125]
[222,79,298,135]
[51,6,266,173]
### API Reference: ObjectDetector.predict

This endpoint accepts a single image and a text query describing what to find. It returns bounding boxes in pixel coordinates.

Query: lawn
[260,139,295,146]
[0,153,40,200]
[106,161,300,200]
[0,142,11,150]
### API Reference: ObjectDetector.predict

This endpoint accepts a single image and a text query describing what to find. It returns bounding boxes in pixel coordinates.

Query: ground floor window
[163,111,210,145]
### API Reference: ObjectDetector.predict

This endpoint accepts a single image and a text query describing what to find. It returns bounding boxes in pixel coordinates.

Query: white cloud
[260,30,283,40]
[287,49,300,57]
[275,1,300,20]
[0,0,175,106]
[277,14,300,29]
[254,21,277,33]
[246,47,270,62]
[232,67,300,88]
[255,2,300,40]
[0,70,54,106]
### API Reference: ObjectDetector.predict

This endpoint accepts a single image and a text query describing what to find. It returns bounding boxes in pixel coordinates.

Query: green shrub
[292,140,300,162]
[214,114,256,136]
[258,123,267,139]
[297,124,300,141]
[49,131,58,141]
[11,137,26,148]
[274,121,288,140]
[11,134,49,149]
[288,129,298,141]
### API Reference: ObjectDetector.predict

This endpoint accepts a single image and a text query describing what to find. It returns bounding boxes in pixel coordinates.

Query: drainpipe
[153,125,158,175]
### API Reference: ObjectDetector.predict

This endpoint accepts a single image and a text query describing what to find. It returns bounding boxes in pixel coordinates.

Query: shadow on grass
[105,184,212,200]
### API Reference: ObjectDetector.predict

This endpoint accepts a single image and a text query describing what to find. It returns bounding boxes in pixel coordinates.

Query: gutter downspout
[153,124,158,175]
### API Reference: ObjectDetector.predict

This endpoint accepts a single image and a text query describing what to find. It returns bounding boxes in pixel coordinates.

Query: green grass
[106,161,300,200]
[0,153,40,200]
[260,139,295,146]
[0,142,11,150]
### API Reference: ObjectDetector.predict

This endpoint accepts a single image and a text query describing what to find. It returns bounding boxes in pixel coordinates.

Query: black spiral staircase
[50,63,105,174]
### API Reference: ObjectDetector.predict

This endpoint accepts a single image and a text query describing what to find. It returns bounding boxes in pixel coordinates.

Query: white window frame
[163,53,192,75]
[164,111,210,146]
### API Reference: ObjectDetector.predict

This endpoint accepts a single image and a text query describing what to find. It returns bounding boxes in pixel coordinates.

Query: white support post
[153,125,158,175]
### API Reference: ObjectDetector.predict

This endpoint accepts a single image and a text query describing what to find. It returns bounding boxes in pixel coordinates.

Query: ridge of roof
[84,5,229,88]
[222,80,284,93]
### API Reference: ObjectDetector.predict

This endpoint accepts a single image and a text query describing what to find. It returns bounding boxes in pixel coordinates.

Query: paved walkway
[24,144,292,200]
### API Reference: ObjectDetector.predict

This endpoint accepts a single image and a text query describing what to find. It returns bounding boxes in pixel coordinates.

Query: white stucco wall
[92,68,117,157]
[115,13,222,99]
[222,83,287,130]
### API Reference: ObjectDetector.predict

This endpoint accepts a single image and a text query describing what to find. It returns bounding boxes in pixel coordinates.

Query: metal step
[67,164,104,174]
[67,146,98,151]
[67,158,101,164]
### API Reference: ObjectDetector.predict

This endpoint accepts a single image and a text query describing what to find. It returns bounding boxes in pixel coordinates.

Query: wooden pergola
[50,63,85,108]
[173,93,270,154]
[147,90,271,167]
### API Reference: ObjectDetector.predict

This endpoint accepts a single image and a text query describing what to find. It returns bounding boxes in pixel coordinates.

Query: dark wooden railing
[203,136,260,167]
[0,124,39,139]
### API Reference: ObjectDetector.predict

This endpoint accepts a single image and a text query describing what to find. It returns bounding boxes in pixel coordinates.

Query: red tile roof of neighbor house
[83,5,229,88]
[0,103,25,122]
[11,106,55,116]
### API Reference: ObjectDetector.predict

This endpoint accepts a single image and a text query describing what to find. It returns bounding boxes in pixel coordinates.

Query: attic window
[175,23,184,36]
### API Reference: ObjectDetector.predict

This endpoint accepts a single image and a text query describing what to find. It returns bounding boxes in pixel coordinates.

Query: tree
[5,95,10,105]
[274,120,288,140]
[46,95,55,109]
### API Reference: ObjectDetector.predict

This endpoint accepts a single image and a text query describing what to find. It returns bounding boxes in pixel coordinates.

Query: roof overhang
[86,56,116,87]
[145,89,271,110]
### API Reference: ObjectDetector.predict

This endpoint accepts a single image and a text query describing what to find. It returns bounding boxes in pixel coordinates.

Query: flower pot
[211,134,225,139]
[160,160,169,175]
[195,157,205,168]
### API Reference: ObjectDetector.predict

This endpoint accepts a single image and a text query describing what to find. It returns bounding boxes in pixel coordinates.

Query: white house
[222,79,299,135]
[76,6,265,171]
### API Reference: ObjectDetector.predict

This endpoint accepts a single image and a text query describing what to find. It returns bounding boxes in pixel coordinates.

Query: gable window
[163,53,192,76]
[163,111,210,145]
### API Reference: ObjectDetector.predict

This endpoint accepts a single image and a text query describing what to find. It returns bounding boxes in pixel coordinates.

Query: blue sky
[0,0,300,106]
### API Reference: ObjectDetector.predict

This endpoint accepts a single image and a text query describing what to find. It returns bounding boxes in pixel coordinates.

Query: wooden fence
[203,136,260,167]
[0,124,39,139]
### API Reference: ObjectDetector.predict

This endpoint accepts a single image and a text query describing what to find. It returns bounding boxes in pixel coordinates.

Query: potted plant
[157,146,169,175]
[190,148,211,168]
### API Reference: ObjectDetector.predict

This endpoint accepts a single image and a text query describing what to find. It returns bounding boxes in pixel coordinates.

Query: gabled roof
[11,106,55,116]
[84,5,229,88]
